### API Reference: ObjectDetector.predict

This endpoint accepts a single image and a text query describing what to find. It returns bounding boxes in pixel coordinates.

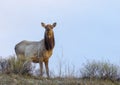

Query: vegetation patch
[0,56,119,85]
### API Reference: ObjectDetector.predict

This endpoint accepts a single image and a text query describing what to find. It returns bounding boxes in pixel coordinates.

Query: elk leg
[39,62,43,76]
[44,60,49,78]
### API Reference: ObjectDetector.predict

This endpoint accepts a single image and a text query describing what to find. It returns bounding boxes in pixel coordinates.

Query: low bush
[0,56,34,75]
[80,60,120,81]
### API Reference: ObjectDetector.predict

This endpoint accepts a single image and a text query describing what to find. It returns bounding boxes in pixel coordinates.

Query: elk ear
[41,22,46,28]
[53,22,57,28]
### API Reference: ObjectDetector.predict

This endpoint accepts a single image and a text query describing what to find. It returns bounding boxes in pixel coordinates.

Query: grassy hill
[0,74,119,85]
[0,56,120,85]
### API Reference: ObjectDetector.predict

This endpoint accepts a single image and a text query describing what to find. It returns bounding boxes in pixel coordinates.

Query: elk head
[41,22,57,50]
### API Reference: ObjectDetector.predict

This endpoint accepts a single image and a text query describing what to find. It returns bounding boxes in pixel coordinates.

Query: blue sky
[0,0,120,73]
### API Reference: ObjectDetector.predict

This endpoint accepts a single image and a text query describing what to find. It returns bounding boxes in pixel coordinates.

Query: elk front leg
[44,60,49,78]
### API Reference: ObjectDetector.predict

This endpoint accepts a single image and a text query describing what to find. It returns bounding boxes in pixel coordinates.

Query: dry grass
[0,56,120,85]
[0,74,119,85]
[0,56,34,75]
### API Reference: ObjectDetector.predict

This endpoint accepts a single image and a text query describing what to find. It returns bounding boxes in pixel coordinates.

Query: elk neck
[44,31,55,51]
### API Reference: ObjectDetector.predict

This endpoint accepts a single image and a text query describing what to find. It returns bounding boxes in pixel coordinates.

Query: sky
[0,0,120,74]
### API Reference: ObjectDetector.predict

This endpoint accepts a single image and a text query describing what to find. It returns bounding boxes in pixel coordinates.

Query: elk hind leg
[39,62,43,76]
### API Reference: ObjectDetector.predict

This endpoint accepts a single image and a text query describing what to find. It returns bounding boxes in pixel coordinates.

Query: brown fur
[31,56,39,63]
[44,32,55,50]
